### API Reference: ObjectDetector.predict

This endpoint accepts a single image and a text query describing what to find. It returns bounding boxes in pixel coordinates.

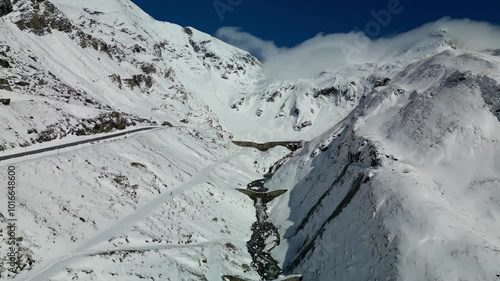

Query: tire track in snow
[14,151,243,281]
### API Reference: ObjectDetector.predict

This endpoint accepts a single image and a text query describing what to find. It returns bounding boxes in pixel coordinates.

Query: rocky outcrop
[0,78,12,91]
[123,74,154,90]
[72,30,125,60]
[374,77,391,88]
[109,74,123,89]
[266,91,282,102]
[15,0,73,35]
[0,58,10,68]
[313,86,341,97]
[0,0,13,16]
[32,111,150,145]
[293,121,312,131]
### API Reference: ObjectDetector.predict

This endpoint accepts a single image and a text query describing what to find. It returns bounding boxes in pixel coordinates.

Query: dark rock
[0,0,13,17]
[294,121,312,131]
[27,128,37,134]
[314,86,339,97]
[15,81,30,86]
[0,79,12,91]
[204,52,216,59]
[183,27,193,36]
[15,1,73,35]
[247,179,267,191]
[83,8,103,15]
[123,74,153,90]
[394,88,405,95]
[73,30,124,59]
[266,91,281,102]
[446,71,467,83]
[130,162,147,168]
[231,97,244,110]
[374,78,391,88]
[109,74,122,89]
[0,98,10,105]
[131,44,145,53]
[140,63,156,74]
[0,58,10,68]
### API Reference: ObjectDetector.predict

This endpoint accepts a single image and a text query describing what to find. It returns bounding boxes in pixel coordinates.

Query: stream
[243,153,293,280]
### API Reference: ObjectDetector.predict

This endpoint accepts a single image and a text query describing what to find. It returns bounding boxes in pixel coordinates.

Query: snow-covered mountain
[0,0,499,280]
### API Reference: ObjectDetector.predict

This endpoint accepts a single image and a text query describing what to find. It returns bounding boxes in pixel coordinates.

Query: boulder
[0,58,10,68]
[374,78,391,88]
[0,78,12,91]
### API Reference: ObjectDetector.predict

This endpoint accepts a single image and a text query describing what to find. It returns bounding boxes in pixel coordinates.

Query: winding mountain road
[0,126,160,162]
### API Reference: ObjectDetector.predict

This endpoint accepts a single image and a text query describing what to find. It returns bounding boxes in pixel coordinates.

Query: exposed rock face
[0,78,12,91]
[0,0,13,16]
[123,74,154,90]
[313,86,340,97]
[294,120,312,131]
[14,0,73,35]
[374,77,391,88]
[0,58,10,67]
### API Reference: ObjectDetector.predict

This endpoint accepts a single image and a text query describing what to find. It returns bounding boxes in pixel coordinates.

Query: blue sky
[131,0,500,48]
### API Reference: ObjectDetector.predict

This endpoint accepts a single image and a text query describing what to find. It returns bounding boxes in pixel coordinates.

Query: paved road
[0,126,158,162]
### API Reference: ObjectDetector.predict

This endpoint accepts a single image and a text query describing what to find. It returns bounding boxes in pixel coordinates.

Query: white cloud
[215,27,280,60]
[216,18,500,80]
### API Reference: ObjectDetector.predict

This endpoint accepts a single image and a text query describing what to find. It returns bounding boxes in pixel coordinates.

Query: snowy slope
[0,0,263,151]
[266,48,500,280]
[0,1,275,280]
[0,127,291,280]
[1,0,500,280]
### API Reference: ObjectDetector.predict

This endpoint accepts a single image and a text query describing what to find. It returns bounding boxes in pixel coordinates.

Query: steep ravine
[242,153,297,280]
